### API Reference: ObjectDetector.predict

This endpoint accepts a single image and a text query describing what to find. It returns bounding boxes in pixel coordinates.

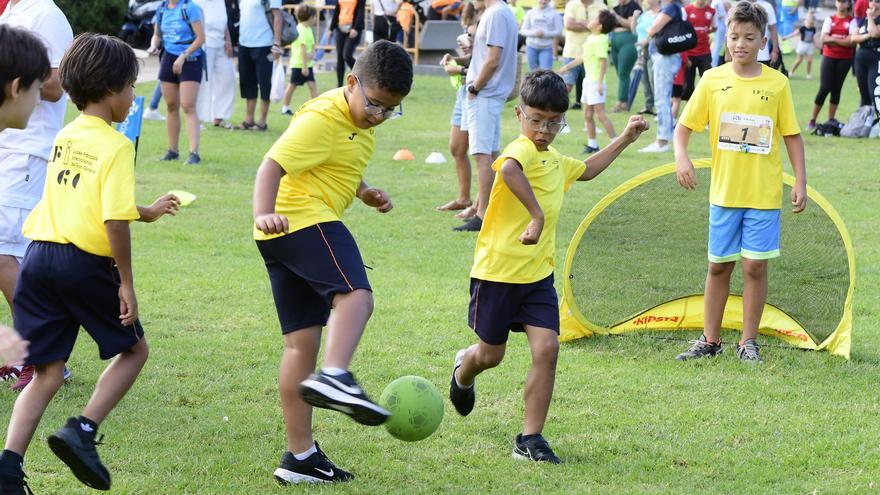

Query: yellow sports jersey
[679,64,800,209]
[255,88,375,240]
[471,136,586,284]
[22,115,139,258]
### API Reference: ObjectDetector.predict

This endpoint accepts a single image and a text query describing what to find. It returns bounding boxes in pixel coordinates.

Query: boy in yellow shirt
[0,24,51,370]
[281,4,319,115]
[0,34,180,493]
[252,40,412,484]
[673,1,807,362]
[449,70,648,464]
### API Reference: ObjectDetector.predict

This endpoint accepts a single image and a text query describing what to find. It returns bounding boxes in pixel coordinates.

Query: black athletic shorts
[468,274,559,345]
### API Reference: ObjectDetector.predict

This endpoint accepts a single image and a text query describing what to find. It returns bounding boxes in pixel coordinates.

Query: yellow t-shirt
[582,32,609,82]
[254,88,375,240]
[471,136,586,284]
[563,0,608,58]
[23,114,140,258]
[678,64,800,209]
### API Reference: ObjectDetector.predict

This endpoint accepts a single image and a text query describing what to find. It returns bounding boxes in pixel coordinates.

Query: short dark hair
[295,4,316,22]
[520,70,569,113]
[60,33,139,111]
[598,10,617,34]
[352,40,413,96]
[0,25,51,106]
[728,1,768,35]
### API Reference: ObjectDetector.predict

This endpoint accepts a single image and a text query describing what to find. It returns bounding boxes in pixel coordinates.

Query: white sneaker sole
[274,468,329,484]
[300,379,389,426]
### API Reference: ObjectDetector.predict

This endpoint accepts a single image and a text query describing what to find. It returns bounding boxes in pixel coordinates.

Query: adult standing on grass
[372,0,402,43]
[237,0,283,131]
[454,0,519,232]
[195,0,236,129]
[332,0,367,87]
[639,0,685,153]
[682,0,714,101]
[521,0,564,71]
[0,0,72,392]
[808,0,858,131]
[609,0,642,112]
[710,0,730,66]
[852,0,880,116]
[561,0,594,109]
[148,0,206,165]
[633,0,660,115]
[673,1,806,363]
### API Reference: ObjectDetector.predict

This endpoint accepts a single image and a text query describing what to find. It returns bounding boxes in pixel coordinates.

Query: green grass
[1,63,878,494]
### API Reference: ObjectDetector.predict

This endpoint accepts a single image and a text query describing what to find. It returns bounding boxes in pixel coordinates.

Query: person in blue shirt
[148,0,206,165]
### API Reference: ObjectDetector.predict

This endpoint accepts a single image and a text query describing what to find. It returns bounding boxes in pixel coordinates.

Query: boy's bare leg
[474,153,495,218]
[4,360,66,455]
[283,84,295,107]
[81,339,149,424]
[703,261,735,343]
[281,326,321,453]
[740,258,768,342]
[594,104,617,139]
[321,289,372,370]
[307,81,318,99]
[0,255,18,309]
[522,325,558,436]
[584,105,596,139]
[438,126,472,210]
[455,341,505,386]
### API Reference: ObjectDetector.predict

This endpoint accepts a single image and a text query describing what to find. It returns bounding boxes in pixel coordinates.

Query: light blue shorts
[708,205,781,263]
[450,85,467,128]
[466,94,505,155]
[561,57,584,86]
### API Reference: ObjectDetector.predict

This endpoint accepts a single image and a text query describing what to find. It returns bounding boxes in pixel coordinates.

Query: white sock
[293,444,317,460]
[455,374,473,389]
[588,138,598,148]
[281,105,290,113]
[321,367,346,376]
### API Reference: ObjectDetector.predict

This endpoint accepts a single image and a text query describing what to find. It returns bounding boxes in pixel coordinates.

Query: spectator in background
[610,0,642,112]
[144,82,166,121]
[372,0,402,42]
[852,0,880,115]
[332,0,366,86]
[237,0,282,130]
[563,0,608,110]
[196,0,236,129]
[747,0,780,65]
[710,0,729,66]
[0,0,73,392]
[282,4,320,114]
[633,0,660,114]
[809,0,857,131]
[509,0,525,25]
[640,0,685,153]
[430,0,465,20]
[785,10,817,78]
[682,0,714,101]
[522,0,564,71]
[148,0,206,164]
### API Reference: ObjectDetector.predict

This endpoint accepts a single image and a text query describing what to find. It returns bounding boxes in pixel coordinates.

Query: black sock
[520,433,541,442]
[0,449,24,473]
[77,416,99,440]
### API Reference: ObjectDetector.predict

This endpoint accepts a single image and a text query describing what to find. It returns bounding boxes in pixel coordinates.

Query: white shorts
[0,205,31,258]
[581,79,607,106]
[795,41,814,57]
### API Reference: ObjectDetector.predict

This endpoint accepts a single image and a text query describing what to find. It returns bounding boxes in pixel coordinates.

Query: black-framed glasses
[517,106,566,134]
[355,75,403,120]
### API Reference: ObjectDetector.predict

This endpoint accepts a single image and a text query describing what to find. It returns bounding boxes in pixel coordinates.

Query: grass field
[1,62,878,494]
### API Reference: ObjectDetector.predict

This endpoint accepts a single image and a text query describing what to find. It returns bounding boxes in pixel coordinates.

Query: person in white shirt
[195,0,236,128]
[521,0,564,71]
[372,0,402,42]
[710,0,730,66]
[748,0,780,64]
[237,0,282,130]
[0,0,72,312]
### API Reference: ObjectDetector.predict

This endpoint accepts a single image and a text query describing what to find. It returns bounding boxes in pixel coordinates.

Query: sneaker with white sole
[512,433,562,464]
[273,444,354,484]
[300,370,389,426]
[143,108,165,121]
[736,338,763,363]
[448,349,475,416]
[638,142,670,153]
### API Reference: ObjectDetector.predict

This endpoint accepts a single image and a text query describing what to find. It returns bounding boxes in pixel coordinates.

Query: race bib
[717,112,773,155]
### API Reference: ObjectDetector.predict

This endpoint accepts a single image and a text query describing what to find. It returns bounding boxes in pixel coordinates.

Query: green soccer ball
[379,375,444,442]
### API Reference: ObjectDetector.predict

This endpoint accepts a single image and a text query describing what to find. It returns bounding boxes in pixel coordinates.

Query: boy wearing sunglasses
[448,70,648,464]
[251,40,412,485]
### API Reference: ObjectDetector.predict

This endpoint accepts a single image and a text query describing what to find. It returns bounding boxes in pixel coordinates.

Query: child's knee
[34,362,66,390]
[741,259,768,280]
[476,343,505,368]
[335,288,373,315]
[708,261,735,277]
[530,335,559,364]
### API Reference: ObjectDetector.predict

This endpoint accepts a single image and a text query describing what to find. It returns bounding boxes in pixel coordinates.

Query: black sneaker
[273,443,354,484]
[675,335,723,361]
[300,371,389,426]
[570,102,582,110]
[512,434,562,464]
[160,149,179,161]
[0,470,33,495]
[448,349,475,416]
[736,338,763,363]
[185,152,201,165]
[47,417,111,491]
[582,145,600,154]
[453,215,482,232]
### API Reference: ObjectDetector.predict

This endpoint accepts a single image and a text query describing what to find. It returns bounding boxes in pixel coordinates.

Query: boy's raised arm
[500,158,544,245]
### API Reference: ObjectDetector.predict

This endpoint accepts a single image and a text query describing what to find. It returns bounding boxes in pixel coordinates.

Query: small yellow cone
[393,149,415,160]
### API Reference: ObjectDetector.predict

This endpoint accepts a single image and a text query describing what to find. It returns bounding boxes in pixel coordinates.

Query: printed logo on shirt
[348,132,357,140]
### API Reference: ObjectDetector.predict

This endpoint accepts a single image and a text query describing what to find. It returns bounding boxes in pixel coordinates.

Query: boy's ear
[761,35,768,49]
[8,78,22,99]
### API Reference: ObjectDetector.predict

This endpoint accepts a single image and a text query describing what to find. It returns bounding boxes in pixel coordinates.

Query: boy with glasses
[251,40,411,484]
[448,70,647,464]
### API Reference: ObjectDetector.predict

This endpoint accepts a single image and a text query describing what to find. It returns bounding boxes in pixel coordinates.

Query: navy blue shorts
[468,274,559,346]
[158,51,204,84]
[13,241,145,365]
[256,221,371,334]
[290,67,316,86]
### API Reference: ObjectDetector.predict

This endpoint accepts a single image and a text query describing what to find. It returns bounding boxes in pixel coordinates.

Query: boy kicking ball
[0,34,180,493]
[673,1,807,362]
[252,40,413,484]
[449,70,648,464]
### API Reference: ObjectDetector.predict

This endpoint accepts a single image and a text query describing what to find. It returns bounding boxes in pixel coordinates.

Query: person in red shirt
[855,0,869,20]
[0,0,8,14]
[682,0,715,101]
[809,0,858,130]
